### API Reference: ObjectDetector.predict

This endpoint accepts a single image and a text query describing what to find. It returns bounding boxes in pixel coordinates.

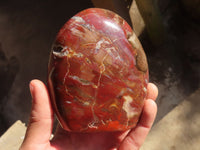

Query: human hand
[20,79,158,150]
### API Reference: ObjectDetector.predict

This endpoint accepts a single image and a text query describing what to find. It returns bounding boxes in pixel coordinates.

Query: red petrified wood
[48,8,148,132]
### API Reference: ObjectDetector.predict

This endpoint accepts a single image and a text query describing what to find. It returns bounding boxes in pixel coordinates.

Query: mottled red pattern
[48,8,148,132]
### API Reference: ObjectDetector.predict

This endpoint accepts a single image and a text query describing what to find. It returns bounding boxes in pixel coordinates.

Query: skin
[20,79,158,150]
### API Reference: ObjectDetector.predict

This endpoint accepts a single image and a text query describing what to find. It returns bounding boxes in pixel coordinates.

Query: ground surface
[0,0,200,138]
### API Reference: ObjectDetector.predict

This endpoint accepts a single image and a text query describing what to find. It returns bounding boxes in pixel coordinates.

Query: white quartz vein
[122,95,137,126]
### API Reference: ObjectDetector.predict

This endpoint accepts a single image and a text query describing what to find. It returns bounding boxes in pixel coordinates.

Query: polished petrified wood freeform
[48,8,148,132]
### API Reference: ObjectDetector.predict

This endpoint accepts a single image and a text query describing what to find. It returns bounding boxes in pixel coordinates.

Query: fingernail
[29,81,34,98]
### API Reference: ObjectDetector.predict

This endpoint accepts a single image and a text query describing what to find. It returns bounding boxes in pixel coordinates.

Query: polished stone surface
[48,8,148,132]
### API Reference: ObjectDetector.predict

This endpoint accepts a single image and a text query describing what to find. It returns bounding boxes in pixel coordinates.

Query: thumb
[21,79,54,148]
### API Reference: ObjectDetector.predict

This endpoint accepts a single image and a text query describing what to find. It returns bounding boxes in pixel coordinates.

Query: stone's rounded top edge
[76,7,117,15]
[55,7,133,45]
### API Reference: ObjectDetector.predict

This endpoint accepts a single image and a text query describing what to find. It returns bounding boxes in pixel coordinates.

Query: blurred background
[0,0,199,149]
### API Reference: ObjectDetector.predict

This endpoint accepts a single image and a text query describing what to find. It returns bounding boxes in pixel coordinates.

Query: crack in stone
[63,56,71,100]
[90,53,108,128]
[68,75,94,86]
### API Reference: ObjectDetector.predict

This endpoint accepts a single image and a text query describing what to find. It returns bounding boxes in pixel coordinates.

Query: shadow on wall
[0,43,19,134]
[140,0,200,123]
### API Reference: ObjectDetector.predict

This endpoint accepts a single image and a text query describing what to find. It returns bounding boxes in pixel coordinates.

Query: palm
[20,80,158,150]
